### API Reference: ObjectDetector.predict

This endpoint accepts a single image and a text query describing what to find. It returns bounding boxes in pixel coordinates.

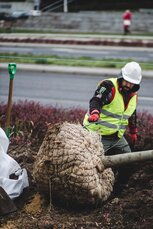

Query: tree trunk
[103,150,153,168]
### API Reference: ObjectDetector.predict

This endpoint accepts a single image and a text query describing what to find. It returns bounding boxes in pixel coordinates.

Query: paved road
[0,69,153,114]
[0,43,153,62]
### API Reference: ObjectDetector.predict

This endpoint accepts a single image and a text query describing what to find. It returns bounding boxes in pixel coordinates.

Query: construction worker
[83,61,142,156]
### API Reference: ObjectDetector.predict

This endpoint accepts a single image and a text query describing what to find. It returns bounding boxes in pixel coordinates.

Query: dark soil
[0,142,153,229]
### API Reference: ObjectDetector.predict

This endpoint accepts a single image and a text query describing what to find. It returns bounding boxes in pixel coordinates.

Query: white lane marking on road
[139,97,153,101]
[51,48,109,54]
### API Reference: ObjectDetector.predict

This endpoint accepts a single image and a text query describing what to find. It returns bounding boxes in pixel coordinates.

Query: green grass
[1,28,153,37]
[0,53,153,70]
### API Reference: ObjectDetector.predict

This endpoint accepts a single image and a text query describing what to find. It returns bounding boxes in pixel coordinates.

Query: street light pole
[33,0,40,10]
[64,0,68,13]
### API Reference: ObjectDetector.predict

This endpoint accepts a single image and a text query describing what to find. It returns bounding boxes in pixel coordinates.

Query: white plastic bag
[0,127,9,153]
[0,127,29,199]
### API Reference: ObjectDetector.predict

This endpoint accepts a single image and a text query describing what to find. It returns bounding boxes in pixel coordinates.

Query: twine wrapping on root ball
[33,122,115,207]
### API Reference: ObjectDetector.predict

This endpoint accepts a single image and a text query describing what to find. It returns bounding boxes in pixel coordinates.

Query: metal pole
[64,0,68,13]
[33,0,40,10]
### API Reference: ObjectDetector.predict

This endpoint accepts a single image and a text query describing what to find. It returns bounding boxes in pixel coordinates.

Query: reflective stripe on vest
[83,78,137,138]
[94,120,126,130]
[101,109,130,120]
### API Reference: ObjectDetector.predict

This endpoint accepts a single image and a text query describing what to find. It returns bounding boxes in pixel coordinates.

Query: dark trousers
[102,136,131,156]
[102,135,132,186]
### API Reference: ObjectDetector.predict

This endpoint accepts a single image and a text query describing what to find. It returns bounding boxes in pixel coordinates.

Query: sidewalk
[1,63,153,78]
[1,33,153,40]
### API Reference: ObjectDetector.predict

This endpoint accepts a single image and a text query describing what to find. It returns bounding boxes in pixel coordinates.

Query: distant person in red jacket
[122,9,132,35]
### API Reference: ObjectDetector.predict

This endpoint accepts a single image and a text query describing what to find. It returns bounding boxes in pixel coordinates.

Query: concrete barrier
[12,10,153,33]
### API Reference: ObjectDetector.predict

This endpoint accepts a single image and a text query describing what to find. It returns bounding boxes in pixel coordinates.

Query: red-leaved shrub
[136,111,153,150]
[0,100,86,145]
[1,101,153,151]
[125,110,153,151]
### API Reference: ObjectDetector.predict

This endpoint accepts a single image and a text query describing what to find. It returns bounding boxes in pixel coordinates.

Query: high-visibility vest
[83,78,137,138]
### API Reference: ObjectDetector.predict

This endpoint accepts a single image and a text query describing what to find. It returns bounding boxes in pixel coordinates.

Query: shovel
[0,63,18,216]
[0,186,17,216]
[5,63,17,138]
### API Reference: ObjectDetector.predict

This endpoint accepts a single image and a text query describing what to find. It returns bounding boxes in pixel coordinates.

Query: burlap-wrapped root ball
[33,122,115,206]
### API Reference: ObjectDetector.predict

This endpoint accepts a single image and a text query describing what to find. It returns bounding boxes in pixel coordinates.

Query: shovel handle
[5,63,16,137]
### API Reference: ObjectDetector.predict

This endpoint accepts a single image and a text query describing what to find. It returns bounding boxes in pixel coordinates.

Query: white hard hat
[121,61,142,84]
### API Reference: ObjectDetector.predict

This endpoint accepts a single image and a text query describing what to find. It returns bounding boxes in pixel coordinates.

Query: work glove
[88,109,100,122]
[130,128,138,146]
[130,133,137,145]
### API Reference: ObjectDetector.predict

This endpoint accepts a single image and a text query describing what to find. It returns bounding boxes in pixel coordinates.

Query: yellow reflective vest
[83,78,137,138]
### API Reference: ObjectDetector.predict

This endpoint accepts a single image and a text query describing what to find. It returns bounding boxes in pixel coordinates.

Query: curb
[0,37,153,48]
[1,63,153,78]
